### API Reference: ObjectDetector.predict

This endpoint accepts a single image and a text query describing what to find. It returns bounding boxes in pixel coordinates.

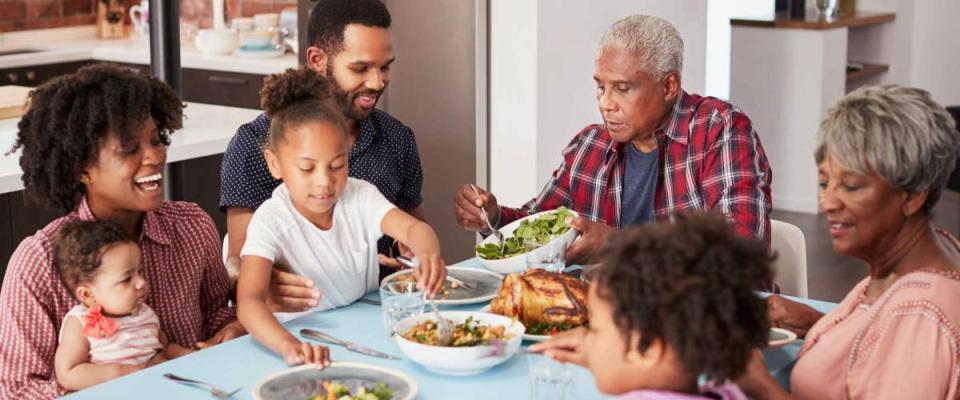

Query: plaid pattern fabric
[499,91,773,243]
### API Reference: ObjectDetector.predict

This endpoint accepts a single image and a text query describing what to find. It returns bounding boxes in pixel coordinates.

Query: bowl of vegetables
[393,311,525,376]
[475,207,579,274]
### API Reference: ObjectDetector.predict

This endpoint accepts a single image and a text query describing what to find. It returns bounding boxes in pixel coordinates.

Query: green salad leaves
[476,207,574,260]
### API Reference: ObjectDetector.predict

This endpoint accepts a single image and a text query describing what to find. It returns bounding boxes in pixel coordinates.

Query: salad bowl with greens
[474,207,579,274]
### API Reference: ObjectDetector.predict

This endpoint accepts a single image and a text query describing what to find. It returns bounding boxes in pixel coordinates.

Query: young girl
[53,220,192,391]
[236,66,447,366]
[532,212,772,399]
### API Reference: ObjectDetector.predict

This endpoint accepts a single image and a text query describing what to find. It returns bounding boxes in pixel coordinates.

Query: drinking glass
[527,353,574,400]
[525,235,565,273]
[379,281,425,337]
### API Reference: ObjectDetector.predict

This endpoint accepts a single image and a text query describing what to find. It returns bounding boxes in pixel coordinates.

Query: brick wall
[0,0,295,33]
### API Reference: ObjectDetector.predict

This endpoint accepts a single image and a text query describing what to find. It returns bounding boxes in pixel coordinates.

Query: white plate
[479,305,557,342]
[381,266,503,306]
[768,327,798,348]
[475,209,580,275]
[251,362,417,400]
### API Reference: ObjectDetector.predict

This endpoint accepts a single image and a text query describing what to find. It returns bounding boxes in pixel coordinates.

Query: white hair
[815,85,960,212]
[599,14,684,79]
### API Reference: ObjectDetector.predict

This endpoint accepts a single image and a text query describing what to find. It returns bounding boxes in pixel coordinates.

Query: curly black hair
[55,220,136,299]
[260,66,348,149]
[8,63,183,214]
[593,211,773,382]
[307,0,391,56]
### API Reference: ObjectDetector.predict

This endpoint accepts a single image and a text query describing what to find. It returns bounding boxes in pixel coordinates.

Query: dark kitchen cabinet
[168,153,228,238]
[0,61,92,87]
[0,191,64,290]
[181,68,266,109]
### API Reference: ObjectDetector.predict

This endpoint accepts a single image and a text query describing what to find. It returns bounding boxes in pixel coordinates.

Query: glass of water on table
[525,235,565,273]
[528,352,574,399]
[380,280,425,337]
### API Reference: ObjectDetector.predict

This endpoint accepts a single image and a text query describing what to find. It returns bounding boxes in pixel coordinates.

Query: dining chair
[771,219,808,298]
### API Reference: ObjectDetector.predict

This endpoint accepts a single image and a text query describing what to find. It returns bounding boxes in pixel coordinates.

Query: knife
[299,328,401,360]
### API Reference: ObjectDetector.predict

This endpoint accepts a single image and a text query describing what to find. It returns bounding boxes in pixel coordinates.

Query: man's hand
[528,327,588,367]
[564,216,614,265]
[767,294,824,338]
[453,185,500,232]
[267,267,320,312]
[196,320,246,349]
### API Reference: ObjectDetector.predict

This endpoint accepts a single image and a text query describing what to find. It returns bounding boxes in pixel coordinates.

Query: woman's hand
[767,294,824,338]
[196,320,246,349]
[281,340,330,367]
[267,267,320,312]
[735,349,791,400]
[528,327,588,367]
[414,253,447,297]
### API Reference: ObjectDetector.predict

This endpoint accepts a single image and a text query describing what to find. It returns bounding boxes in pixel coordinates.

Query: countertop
[0,26,297,75]
[0,102,262,194]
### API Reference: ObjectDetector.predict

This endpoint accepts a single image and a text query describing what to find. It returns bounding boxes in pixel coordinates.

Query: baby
[53,220,191,391]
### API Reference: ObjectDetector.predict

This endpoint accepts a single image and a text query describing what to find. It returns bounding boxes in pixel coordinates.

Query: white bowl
[476,209,579,274]
[393,311,525,376]
[195,28,238,55]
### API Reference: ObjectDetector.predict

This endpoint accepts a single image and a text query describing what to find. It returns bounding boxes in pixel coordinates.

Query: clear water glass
[379,281,425,337]
[527,353,574,400]
[524,236,565,273]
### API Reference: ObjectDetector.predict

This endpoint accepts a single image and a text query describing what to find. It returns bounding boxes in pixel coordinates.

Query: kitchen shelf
[846,62,889,82]
[732,11,895,30]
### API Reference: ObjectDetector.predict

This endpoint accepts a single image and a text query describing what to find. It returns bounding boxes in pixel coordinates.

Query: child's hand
[528,326,588,367]
[281,340,331,367]
[413,253,446,297]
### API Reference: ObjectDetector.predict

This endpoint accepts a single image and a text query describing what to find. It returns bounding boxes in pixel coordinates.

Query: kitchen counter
[0,26,297,75]
[0,102,262,194]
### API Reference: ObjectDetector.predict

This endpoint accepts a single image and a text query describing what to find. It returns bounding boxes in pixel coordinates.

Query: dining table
[63,258,838,399]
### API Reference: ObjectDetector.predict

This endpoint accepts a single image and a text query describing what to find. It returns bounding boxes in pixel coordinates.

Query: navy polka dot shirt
[220,109,424,275]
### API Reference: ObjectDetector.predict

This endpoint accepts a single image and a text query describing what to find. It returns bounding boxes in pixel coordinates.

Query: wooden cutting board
[0,85,32,120]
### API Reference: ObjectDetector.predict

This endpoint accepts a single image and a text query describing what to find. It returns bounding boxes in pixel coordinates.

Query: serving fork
[163,373,240,399]
[470,184,506,256]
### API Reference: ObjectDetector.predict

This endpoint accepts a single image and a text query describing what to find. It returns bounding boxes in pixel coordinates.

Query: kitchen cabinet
[168,153,228,238]
[106,62,265,109]
[181,68,265,109]
[0,191,64,288]
[0,61,92,87]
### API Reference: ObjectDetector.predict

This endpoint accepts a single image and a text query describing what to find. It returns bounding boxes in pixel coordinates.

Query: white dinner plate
[381,266,503,306]
[768,327,799,348]
[252,362,417,400]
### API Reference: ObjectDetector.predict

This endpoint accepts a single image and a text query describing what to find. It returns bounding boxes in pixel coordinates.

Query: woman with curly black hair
[531,212,771,399]
[0,63,243,399]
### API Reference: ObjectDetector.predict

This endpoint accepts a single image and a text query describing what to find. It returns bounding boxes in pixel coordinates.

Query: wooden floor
[773,190,960,302]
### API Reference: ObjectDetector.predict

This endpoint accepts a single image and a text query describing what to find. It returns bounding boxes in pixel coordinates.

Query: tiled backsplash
[0,0,295,33]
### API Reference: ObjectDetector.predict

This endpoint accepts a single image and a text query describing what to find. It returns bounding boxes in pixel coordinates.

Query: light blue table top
[63,259,837,400]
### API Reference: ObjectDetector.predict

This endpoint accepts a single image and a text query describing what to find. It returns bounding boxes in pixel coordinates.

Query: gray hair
[598,15,684,80]
[815,85,960,212]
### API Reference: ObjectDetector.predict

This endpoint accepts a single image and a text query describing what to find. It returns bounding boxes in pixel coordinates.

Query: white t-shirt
[241,178,396,318]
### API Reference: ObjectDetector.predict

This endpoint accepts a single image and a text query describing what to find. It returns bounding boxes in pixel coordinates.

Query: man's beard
[327,68,381,122]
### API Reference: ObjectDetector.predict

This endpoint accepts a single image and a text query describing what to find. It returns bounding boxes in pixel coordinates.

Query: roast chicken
[490,269,589,326]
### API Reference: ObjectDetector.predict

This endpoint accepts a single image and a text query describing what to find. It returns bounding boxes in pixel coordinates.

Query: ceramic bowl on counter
[194,28,238,56]
[238,30,277,50]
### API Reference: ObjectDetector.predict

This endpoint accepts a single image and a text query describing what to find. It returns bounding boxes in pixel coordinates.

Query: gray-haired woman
[739,85,960,399]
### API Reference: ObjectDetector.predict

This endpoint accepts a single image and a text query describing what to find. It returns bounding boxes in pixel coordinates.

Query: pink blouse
[791,264,960,399]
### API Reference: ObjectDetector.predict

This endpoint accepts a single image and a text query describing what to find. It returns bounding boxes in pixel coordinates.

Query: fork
[397,256,454,345]
[470,184,506,256]
[164,373,240,399]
